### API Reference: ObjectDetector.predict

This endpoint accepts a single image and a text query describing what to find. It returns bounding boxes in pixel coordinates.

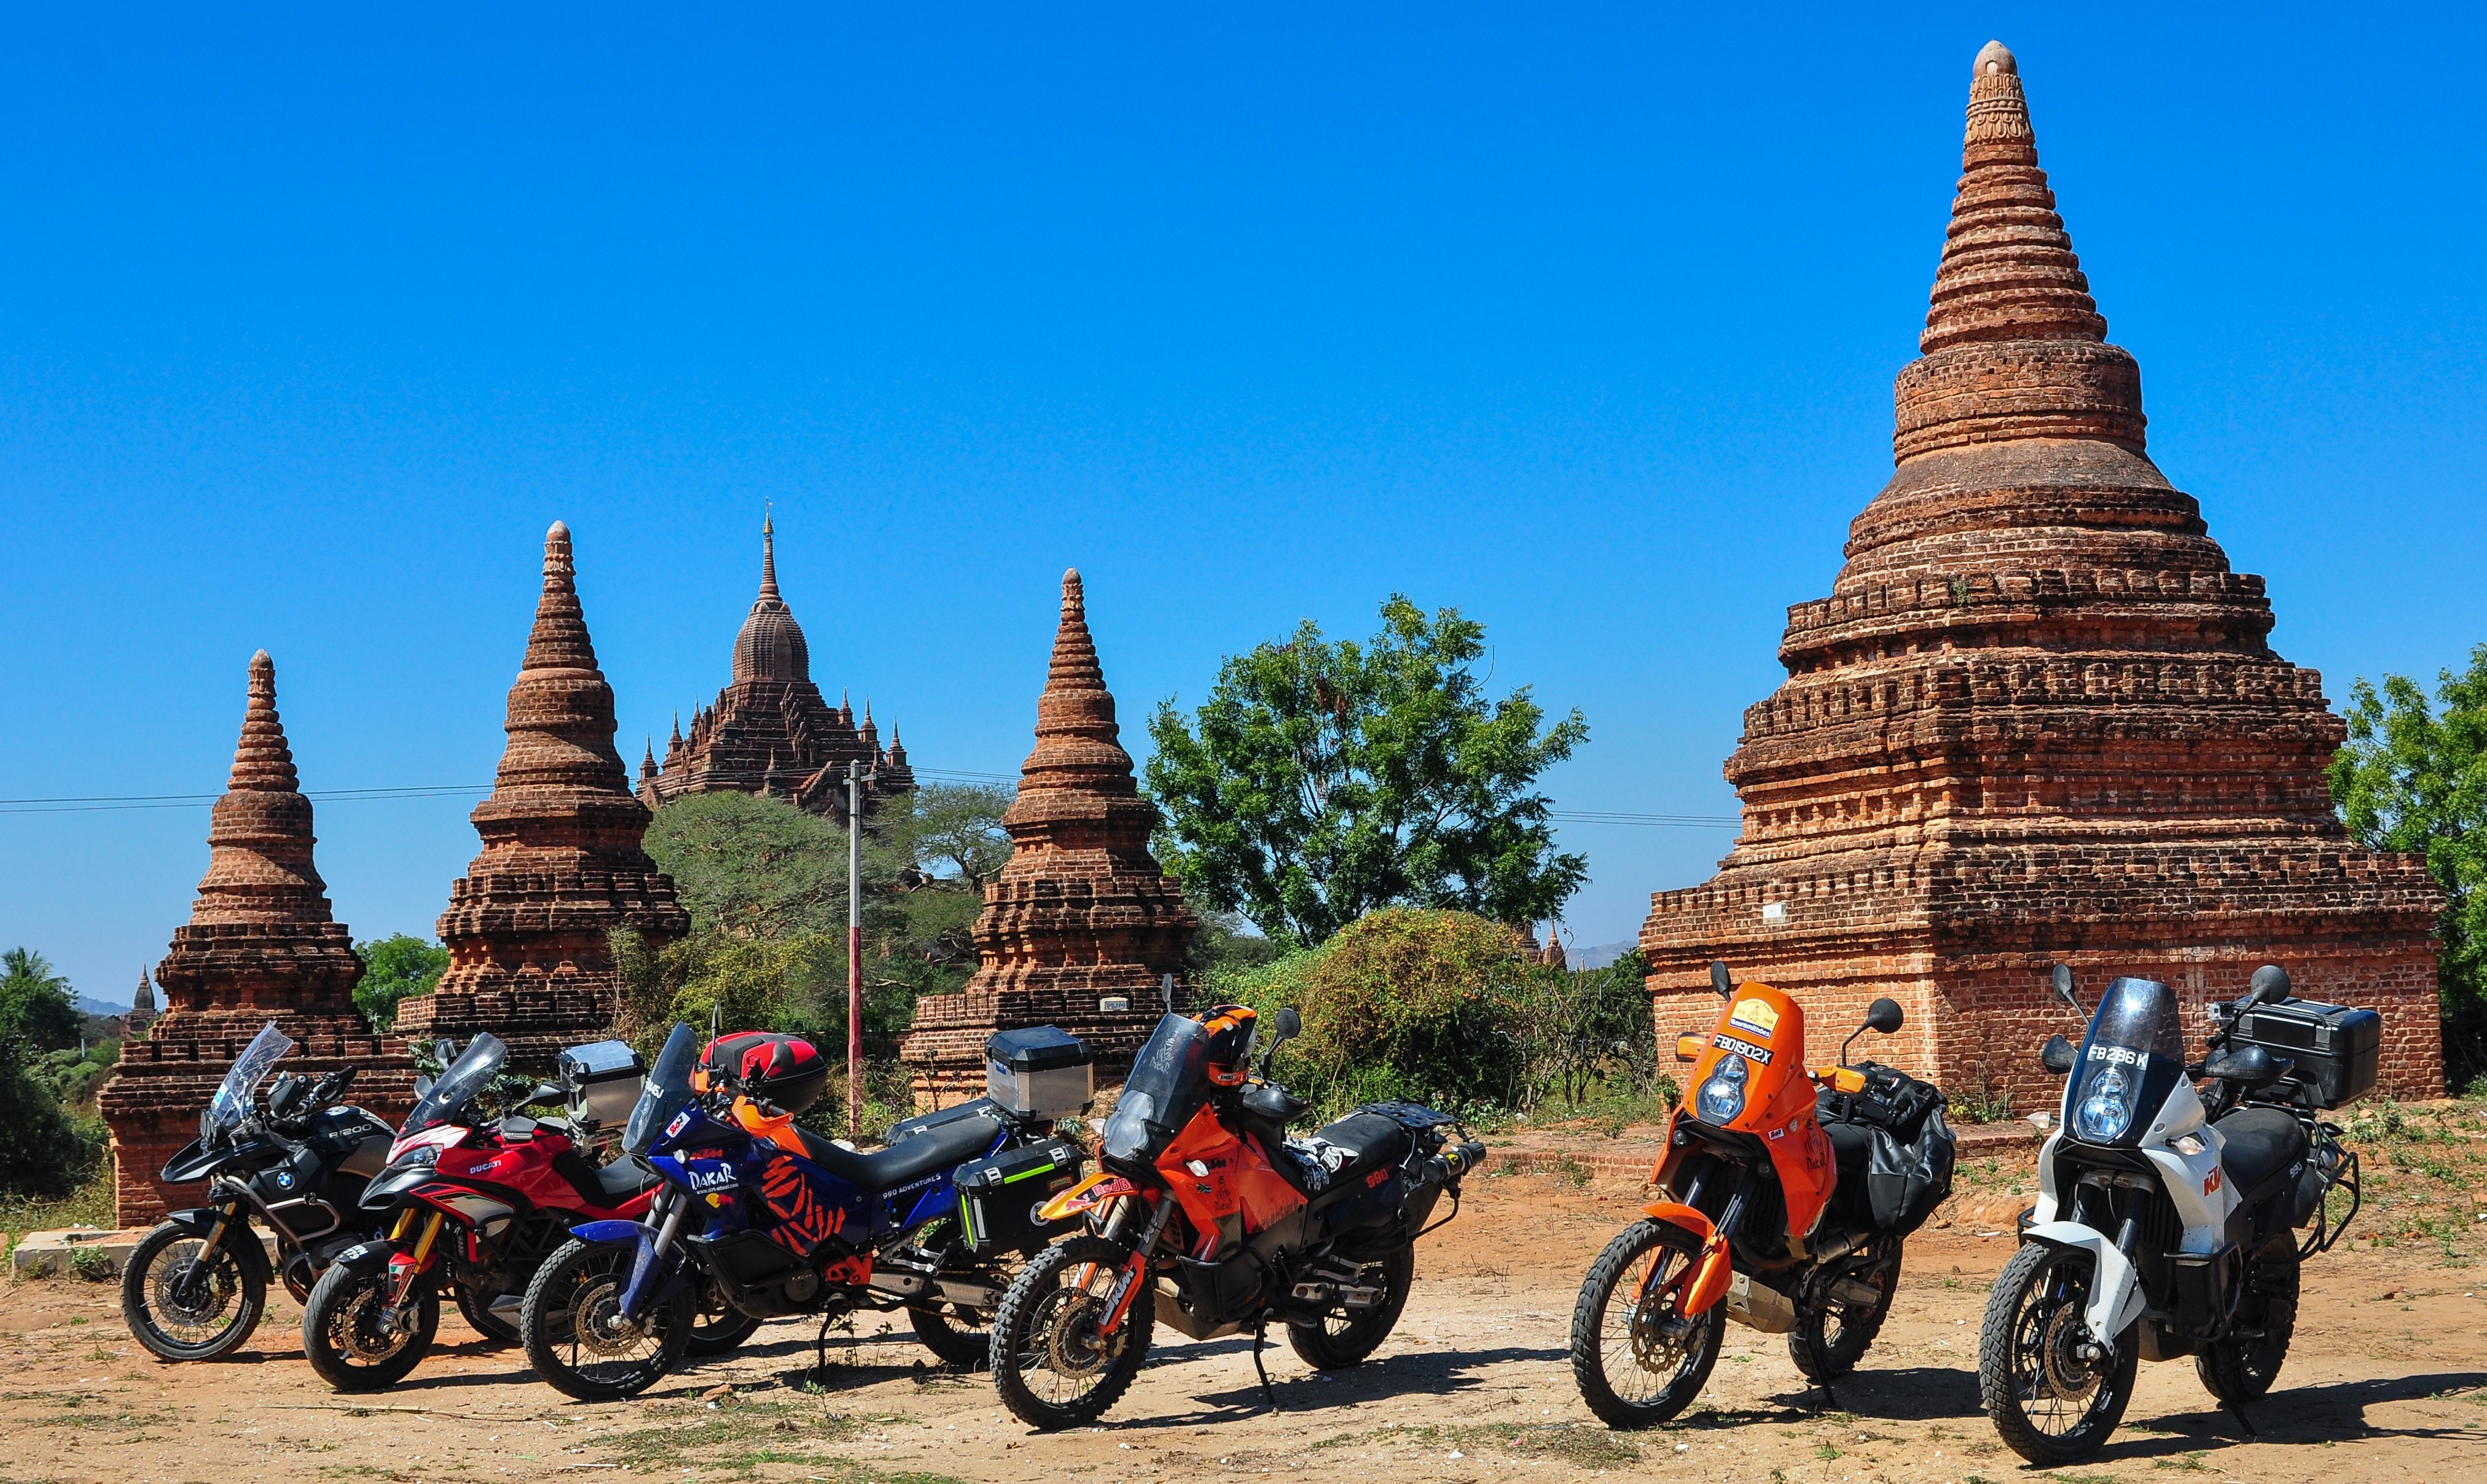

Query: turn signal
[1674,1033,1706,1063]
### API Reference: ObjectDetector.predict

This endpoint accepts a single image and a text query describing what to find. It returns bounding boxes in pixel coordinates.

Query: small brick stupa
[398,522,689,1069]
[641,518,914,821]
[901,570,1197,1105]
[98,652,415,1224]
[1640,42,2445,1106]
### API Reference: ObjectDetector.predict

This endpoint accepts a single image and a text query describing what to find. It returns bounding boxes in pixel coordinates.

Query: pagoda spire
[192,650,332,924]
[760,513,780,599]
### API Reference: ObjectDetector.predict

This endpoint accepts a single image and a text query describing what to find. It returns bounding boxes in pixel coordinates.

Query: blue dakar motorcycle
[517,1022,1087,1399]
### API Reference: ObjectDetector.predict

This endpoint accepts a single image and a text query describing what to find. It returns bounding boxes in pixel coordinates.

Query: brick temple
[398,522,690,1069]
[1639,42,2445,1107]
[901,570,1197,1105]
[640,517,914,822]
[97,652,415,1225]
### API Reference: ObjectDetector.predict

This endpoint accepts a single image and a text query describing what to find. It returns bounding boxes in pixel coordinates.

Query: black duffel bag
[1818,1063,1956,1237]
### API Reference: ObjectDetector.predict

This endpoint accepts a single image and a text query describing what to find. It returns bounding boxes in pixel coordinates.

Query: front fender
[2020,1220,2145,1346]
[160,1208,273,1286]
[1637,1201,1731,1317]
[329,1240,396,1276]
[569,1220,649,1246]
[1038,1173,1135,1225]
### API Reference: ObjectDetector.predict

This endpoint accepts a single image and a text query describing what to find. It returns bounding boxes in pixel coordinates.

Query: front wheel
[990,1236,1154,1430]
[1978,1241,2139,1466]
[120,1220,267,1362]
[1569,1220,1725,1429]
[520,1239,693,1402]
[302,1263,439,1392]
[1288,1244,1414,1369]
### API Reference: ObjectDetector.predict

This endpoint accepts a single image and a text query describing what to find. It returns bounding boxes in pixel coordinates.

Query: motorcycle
[119,1021,396,1361]
[300,1031,673,1391]
[519,1023,1090,1401]
[1977,963,2367,1464]
[988,1004,1487,1431]
[1569,962,1952,1427]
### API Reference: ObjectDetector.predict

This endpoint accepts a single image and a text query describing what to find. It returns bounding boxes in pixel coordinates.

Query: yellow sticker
[1728,998,1780,1037]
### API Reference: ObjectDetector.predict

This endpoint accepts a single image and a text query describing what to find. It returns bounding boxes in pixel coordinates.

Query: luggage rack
[2298,1122,2360,1259]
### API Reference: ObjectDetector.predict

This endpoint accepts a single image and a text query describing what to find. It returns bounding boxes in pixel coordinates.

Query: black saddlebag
[1816,1064,1954,1237]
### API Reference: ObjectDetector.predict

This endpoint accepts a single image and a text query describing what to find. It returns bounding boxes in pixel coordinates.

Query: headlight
[1696,1053,1749,1124]
[391,1145,441,1171]
[2076,1064,2133,1142]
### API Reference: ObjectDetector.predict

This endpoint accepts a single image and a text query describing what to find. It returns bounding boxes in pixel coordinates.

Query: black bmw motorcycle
[119,1022,396,1361]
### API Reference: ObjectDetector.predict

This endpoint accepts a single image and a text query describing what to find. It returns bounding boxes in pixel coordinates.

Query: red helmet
[700,1032,828,1115]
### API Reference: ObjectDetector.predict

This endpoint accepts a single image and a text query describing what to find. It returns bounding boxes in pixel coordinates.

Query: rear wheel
[1978,1241,2137,1465]
[453,1281,520,1347]
[1789,1235,1901,1382]
[909,1300,994,1367]
[520,1238,693,1402]
[684,1272,766,1357]
[2196,1238,2298,1404]
[302,1264,439,1392]
[1569,1220,1725,1429]
[990,1236,1154,1430]
[1287,1245,1414,1369]
[120,1220,267,1362]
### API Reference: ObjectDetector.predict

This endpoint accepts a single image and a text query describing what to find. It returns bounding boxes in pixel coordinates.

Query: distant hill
[1569,940,1639,971]
[75,995,135,1020]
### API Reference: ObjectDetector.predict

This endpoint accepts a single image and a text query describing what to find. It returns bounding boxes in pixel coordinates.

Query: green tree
[0,948,83,1053]
[353,934,450,1032]
[901,783,1016,890]
[0,1036,102,1198]
[1146,596,1589,947]
[2330,644,2487,1091]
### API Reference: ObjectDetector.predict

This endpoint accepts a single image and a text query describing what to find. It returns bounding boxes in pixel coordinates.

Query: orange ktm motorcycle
[1569,963,1955,1427]
[987,1004,1486,1431]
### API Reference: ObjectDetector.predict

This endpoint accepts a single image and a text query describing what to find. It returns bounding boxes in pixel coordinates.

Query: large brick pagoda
[398,522,690,1069]
[1639,42,2445,1106]
[901,571,1197,1104]
[98,652,415,1224]
[640,517,914,822]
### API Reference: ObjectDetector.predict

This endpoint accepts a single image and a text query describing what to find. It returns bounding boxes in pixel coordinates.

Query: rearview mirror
[1864,998,1903,1035]
[2050,964,2077,1006]
[2247,964,2291,1007]
[528,1083,564,1106]
[1710,961,1733,1000]
[1271,1006,1301,1042]
[2040,1034,2077,1075]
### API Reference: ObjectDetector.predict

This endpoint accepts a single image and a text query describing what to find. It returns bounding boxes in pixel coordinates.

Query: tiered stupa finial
[1637,42,2445,1104]
[401,523,689,1068]
[899,568,1197,1105]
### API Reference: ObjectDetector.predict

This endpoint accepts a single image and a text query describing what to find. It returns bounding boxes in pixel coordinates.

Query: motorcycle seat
[592,1154,663,1202]
[781,1111,999,1192]
[2214,1107,2308,1200]
[1304,1111,1412,1188]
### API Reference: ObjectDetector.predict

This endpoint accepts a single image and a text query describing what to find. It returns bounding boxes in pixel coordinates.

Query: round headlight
[1696,1055,1749,1124]
[2076,1064,2133,1142]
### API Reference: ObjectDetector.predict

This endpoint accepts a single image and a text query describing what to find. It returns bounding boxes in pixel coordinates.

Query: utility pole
[845,759,871,1139]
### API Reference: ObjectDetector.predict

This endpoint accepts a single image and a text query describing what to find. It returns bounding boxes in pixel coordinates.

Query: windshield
[624,1024,699,1156]
[205,1023,296,1135]
[404,1032,509,1134]
[2065,976,2187,1146]
[1101,1014,1214,1170]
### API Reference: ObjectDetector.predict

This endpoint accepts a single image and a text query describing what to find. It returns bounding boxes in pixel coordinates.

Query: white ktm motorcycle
[1977,964,2367,1464]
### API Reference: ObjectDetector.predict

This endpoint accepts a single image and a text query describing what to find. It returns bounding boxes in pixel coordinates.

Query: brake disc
[1040,1292,1109,1378]
[569,1280,648,1357]
[2037,1303,2101,1400]
[157,1256,234,1325]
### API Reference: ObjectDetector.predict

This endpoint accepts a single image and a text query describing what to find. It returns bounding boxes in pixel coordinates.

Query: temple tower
[901,570,1197,1104]
[399,523,689,1068]
[98,653,414,1224]
[1639,42,2444,1106]
[646,518,913,819]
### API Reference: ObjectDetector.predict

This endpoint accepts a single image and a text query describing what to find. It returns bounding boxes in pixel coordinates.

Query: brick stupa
[398,523,689,1068]
[98,652,416,1224]
[641,517,914,821]
[1639,42,2445,1106]
[901,571,1197,1104]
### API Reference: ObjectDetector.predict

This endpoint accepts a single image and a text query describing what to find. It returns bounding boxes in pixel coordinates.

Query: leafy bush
[354,934,450,1033]
[30,1042,118,1107]
[1221,910,1675,1123]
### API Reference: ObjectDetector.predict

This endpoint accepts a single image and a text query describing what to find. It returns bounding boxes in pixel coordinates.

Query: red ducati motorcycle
[299,1033,710,1390]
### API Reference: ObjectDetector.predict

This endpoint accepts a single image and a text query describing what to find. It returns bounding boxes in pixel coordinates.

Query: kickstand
[1812,1382,1838,1413]
[814,1311,837,1383]
[1251,1319,1278,1413]
[2227,1404,2258,1440]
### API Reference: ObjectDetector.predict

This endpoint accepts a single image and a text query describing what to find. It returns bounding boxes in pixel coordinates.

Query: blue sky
[4,7,2481,1004]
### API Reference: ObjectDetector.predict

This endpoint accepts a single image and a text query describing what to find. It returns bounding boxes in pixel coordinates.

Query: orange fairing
[1161,1099,1304,1254]
[1669,982,1838,1244]
[1038,1172,1135,1224]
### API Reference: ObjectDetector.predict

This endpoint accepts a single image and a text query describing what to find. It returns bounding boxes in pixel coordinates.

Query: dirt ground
[4,1121,2485,1484]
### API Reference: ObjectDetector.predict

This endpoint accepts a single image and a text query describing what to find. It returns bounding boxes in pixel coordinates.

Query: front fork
[619,1189,689,1320]
[1094,1193,1172,1338]
[384,1209,447,1319]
